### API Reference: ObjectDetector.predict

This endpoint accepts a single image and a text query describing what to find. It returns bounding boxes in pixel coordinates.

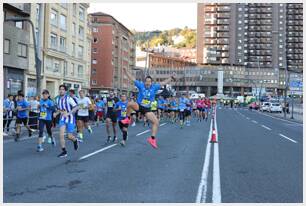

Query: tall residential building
[26,3,91,98]
[89,12,136,95]
[197,3,303,73]
[286,3,303,73]
[3,3,31,97]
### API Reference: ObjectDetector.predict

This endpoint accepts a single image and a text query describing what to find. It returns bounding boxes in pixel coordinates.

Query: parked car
[260,102,270,112]
[269,103,282,113]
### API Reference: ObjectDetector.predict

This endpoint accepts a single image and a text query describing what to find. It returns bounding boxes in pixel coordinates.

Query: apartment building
[197,3,303,94]
[3,3,31,97]
[89,12,136,95]
[26,3,91,98]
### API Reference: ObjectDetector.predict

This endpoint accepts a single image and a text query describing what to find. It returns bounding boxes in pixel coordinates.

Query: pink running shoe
[147,137,158,149]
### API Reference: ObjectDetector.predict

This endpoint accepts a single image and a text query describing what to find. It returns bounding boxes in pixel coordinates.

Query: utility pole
[5,17,42,95]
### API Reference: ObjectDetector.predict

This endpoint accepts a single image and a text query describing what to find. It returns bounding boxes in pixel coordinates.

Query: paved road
[3,107,303,203]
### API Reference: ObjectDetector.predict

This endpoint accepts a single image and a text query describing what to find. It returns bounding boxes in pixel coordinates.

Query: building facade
[26,3,91,98]
[148,53,196,68]
[89,12,136,95]
[3,3,31,97]
[197,3,303,95]
[197,3,303,73]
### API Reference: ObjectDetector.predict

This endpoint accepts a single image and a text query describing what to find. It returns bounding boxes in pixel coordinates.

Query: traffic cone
[210,128,217,143]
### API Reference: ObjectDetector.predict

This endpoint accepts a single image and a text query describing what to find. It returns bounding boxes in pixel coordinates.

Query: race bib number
[141,99,150,106]
[80,104,85,109]
[108,101,113,107]
[40,112,47,119]
[121,111,127,117]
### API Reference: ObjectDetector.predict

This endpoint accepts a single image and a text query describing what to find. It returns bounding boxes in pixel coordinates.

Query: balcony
[217,26,229,31]
[217,39,229,45]
[217,19,229,24]
[217,32,229,38]
[205,20,217,25]
[221,52,229,57]
[217,13,230,18]
[205,7,217,12]
[217,6,231,12]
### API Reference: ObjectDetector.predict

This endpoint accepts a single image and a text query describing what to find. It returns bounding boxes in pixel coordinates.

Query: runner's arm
[123,67,136,82]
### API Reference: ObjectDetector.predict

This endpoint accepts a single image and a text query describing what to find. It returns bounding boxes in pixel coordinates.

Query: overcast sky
[88,3,197,31]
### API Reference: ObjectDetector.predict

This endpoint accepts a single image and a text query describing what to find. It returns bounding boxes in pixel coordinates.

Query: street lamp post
[4,17,42,95]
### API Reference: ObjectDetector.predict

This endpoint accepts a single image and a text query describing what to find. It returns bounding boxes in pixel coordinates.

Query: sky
[88,3,197,31]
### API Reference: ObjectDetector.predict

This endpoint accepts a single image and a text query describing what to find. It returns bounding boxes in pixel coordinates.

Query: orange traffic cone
[210,128,217,143]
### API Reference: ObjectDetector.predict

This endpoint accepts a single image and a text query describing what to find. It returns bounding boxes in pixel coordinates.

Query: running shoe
[51,137,56,146]
[79,133,84,140]
[57,151,67,158]
[29,131,32,137]
[131,122,136,127]
[121,117,131,125]
[147,137,158,149]
[88,127,93,134]
[120,140,126,147]
[37,145,44,152]
[105,136,111,144]
[14,134,20,142]
[113,136,118,143]
[73,139,79,150]
[47,137,52,144]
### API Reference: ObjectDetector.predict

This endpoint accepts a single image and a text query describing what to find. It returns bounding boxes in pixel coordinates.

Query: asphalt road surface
[3,107,303,203]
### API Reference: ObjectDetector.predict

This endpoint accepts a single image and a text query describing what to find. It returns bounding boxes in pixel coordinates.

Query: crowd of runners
[3,68,214,158]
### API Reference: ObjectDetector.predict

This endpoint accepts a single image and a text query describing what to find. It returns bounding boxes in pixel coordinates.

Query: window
[50,33,57,49]
[92,59,97,64]
[17,43,27,57]
[79,26,84,39]
[79,7,85,21]
[72,22,76,36]
[4,39,10,54]
[59,36,66,52]
[71,63,75,76]
[73,3,77,16]
[78,65,84,76]
[50,9,58,26]
[60,14,67,30]
[78,45,83,58]
[92,68,97,74]
[93,37,98,43]
[54,61,60,72]
[93,27,98,32]
[36,4,40,25]
[15,21,23,29]
[72,43,76,56]
[92,80,97,85]
[93,48,97,53]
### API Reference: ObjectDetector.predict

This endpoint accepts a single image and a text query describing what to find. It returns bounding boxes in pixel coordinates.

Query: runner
[169,96,178,124]
[157,95,165,121]
[115,94,129,146]
[196,98,204,121]
[185,95,192,126]
[53,84,79,158]
[15,93,35,141]
[95,97,105,126]
[105,92,118,143]
[3,94,14,134]
[37,90,56,152]
[178,94,188,128]
[76,90,93,141]
[120,67,176,148]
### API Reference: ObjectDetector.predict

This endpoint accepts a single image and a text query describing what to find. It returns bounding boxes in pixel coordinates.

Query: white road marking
[135,129,150,136]
[261,125,272,131]
[252,120,258,124]
[212,108,222,203]
[196,117,213,203]
[79,144,117,160]
[160,123,167,127]
[279,133,297,143]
